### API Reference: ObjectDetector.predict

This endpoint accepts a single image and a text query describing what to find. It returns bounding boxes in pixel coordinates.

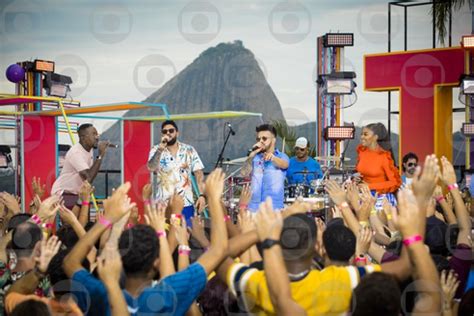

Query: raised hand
[205,168,225,200]
[239,184,252,208]
[325,180,347,206]
[238,209,255,233]
[79,180,94,202]
[0,192,21,214]
[102,182,135,223]
[190,216,209,247]
[97,243,123,285]
[97,140,110,158]
[173,217,189,246]
[59,204,79,226]
[440,156,457,186]
[32,177,46,199]
[440,269,460,311]
[411,154,440,207]
[391,189,421,237]
[169,191,184,214]
[346,182,360,211]
[37,195,61,222]
[255,198,282,242]
[144,202,167,232]
[356,226,373,255]
[35,236,62,274]
[142,183,152,201]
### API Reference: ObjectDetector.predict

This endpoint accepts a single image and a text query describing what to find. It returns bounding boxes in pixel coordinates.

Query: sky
[0,0,471,145]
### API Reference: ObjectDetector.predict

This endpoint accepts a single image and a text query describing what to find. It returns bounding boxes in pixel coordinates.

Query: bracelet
[359,221,369,227]
[42,223,53,229]
[224,215,231,222]
[238,203,248,210]
[156,230,167,238]
[447,183,458,191]
[179,249,191,256]
[370,208,378,216]
[354,255,367,264]
[126,223,134,229]
[402,234,423,246]
[98,217,113,229]
[144,199,151,206]
[435,196,445,203]
[31,214,42,225]
[386,214,393,220]
[81,200,90,206]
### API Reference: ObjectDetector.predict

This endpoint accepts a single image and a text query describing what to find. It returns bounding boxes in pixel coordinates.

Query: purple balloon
[5,64,25,83]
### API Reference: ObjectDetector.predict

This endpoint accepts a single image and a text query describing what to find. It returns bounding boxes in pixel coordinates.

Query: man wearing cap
[286,137,323,187]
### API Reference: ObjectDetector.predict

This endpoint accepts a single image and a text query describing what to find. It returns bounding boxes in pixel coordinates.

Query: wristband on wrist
[386,213,393,220]
[144,199,151,206]
[98,217,113,229]
[370,208,378,216]
[156,230,167,238]
[359,221,369,227]
[224,215,231,222]
[435,195,445,203]
[31,214,42,225]
[81,200,90,206]
[354,254,367,264]
[42,222,53,229]
[178,245,191,255]
[447,183,458,191]
[402,234,423,246]
[239,203,248,210]
[126,223,134,229]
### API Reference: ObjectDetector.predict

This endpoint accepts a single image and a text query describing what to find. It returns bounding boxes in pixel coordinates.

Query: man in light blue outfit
[241,124,289,212]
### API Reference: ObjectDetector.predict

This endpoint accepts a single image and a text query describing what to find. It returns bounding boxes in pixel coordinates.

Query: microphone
[108,144,119,148]
[227,122,236,135]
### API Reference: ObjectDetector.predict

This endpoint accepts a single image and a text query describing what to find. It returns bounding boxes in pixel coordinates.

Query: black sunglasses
[295,147,306,151]
[256,136,269,142]
[407,162,417,167]
[162,128,175,134]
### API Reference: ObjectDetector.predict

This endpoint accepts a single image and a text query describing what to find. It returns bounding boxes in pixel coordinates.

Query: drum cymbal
[293,170,320,175]
[315,156,351,162]
[222,157,248,165]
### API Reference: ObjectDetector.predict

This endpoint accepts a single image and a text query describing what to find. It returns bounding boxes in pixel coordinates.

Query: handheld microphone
[227,122,236,135]
[108,144,119,148]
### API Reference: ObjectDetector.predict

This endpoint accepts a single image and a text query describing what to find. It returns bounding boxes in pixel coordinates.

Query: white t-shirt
[52,143,93,195]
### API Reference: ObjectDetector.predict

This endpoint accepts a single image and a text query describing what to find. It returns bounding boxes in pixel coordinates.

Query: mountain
[101,40,285,172]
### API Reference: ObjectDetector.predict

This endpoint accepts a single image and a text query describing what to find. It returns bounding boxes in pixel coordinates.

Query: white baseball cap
[294,137,308,149]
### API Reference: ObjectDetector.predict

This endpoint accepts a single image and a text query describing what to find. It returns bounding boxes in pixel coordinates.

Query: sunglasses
[407,162,417,167]
[295,147,306,151]
[162,128,175,134]
[256,136,269,142]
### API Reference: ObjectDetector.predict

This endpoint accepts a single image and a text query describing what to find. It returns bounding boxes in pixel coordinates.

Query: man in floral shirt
[0,222,51,315]
[147,120,206,223]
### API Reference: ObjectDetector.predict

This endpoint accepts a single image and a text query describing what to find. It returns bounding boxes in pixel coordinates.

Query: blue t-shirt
[249,150,289,211]
[72,262,207,316]
[286,157,323,185]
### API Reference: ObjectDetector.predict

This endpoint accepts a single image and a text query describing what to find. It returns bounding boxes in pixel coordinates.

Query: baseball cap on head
[294,137,308,149]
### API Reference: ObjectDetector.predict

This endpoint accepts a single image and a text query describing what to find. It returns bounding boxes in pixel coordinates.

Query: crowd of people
[0,120,472,315]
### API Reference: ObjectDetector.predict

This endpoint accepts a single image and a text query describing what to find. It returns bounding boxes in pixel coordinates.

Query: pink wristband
[435,196,445,203]
[43,223,53,229]
[126,223,134,229]
[81,201,90,206]
[239,204,248,210]
[447,183,458,191]
[178,249,191,255]
[156,230,167,238]
[144,199,151,206]
[224,215,231,222]
[31,214,42,225]
[403,235,423,246]
[98,217,113,229]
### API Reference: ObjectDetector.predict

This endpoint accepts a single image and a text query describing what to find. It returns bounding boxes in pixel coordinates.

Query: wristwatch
[96,155,102,160]
[261,238,280,250]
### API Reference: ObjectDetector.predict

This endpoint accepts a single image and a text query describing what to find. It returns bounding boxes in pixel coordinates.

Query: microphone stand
[215,126,235,169]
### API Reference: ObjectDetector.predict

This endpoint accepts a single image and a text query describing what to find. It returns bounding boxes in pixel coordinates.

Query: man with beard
[52,123,109,209]
[286,137,322,187]
[401,152,418,186]
[241,124,289,212]
[147,120,206,222]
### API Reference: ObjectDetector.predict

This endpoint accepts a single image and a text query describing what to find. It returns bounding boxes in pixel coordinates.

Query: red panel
[123,121,151,219]
[23,116,57,208]
[364,48,465,161]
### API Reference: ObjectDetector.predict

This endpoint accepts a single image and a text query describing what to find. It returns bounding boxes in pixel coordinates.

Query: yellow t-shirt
[227,263,381,315]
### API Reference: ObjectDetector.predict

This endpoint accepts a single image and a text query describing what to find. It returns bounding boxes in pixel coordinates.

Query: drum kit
[221,155,357,218]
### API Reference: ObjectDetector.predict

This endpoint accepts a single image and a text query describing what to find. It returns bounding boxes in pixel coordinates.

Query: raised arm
[196,168,228,275]
[256,198,306,316]
[79,141,109,183]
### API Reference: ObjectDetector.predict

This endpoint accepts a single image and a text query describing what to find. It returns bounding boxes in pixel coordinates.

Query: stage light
[43,72,72,98]
[318,71,356,95]
[460,74,474,95]
[324,33,354,47]
[461,35,474,49]
[324,126,355,141]
[462,123,474,136]
[33,59,55,73]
